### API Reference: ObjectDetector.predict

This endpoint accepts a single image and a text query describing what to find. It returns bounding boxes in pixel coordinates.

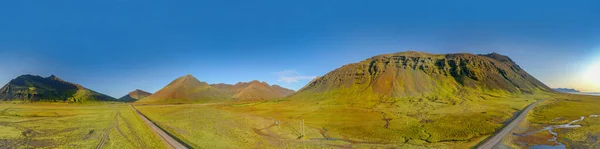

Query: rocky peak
[46,74,65,82]
[480,52,515,64]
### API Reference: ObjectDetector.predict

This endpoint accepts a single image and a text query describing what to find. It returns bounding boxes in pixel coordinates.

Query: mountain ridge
[0,74,116,102]
[137,75,295,103]
[296,51,553,100]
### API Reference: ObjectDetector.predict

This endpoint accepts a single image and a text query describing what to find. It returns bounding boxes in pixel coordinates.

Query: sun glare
[584,60,600,88]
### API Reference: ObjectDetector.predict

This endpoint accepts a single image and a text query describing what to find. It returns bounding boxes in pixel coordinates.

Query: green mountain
[119,89,152,102]
[0,74,116,102]
[296,51,552,101]
[242,51,556,146]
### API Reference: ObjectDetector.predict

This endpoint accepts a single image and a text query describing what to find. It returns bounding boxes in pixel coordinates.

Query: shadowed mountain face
[119,89,152,102]
[297,51,553,98]
[0,75,116,102]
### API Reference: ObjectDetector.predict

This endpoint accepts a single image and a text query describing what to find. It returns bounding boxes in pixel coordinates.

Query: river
[517,115,598,149]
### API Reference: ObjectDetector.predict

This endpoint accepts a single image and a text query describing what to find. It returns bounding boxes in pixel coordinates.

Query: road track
[97,112,118,149]
[476,100,540,149]
[130,105,188,149]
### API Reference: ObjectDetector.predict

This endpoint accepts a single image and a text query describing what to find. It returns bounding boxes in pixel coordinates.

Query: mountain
[136,74,232,103]
[295,51,553,100]
[242,51,556,146]
[553,88,580,93]
[220,80,295,101]
[119,89,152,102]
[0,74,116,102]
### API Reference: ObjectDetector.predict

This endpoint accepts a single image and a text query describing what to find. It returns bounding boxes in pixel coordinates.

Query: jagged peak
[46,74,65,81]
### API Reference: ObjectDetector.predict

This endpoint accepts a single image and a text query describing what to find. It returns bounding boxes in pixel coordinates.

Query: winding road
[130,105,188,149]
[476,100,540,149]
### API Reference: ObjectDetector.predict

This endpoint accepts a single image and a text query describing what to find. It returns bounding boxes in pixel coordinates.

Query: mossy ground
[0,103,166,149]
[134,88,552,148]
[502,93,600,148]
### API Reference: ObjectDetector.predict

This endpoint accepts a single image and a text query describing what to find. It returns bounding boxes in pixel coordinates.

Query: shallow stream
[516,115,598,149]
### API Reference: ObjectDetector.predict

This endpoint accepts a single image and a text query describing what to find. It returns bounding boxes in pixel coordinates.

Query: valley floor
[134,93,547,148]
[498,94,600,149]
[2,93,598,149]
[0,104,166,149]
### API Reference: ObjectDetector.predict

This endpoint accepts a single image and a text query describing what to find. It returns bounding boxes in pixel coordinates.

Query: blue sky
[0,0,599,97]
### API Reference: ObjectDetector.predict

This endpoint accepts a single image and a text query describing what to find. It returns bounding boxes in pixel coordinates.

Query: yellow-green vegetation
[134,91,549,148]
[0,103,166,149]
[135,104,331,148]
[225,89,550,148]
[136,104,439,148]
[522,94,600,148]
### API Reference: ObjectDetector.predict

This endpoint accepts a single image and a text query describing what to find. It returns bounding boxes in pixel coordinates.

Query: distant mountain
[0,74,116,102]
[136,74,295,103]
[553,88,580,93]
[137,74,232,103]
[219,80,295,101]
[295,51,553,101]
[119,89,152,102]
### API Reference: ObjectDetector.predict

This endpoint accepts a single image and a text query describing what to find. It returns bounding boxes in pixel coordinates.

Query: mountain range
[136,75,294,103]
[0,51,556,104]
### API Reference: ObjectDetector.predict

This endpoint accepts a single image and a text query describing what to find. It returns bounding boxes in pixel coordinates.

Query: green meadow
[0,103,165,149]
[134,88,554,148]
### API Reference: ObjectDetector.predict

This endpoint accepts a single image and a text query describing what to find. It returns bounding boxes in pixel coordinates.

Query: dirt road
[130,105,188,149]
[476,101,540,149]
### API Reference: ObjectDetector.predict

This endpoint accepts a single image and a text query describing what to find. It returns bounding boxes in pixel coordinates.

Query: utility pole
[301,119,305,137]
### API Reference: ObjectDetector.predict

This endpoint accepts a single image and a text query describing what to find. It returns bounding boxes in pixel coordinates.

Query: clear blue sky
[1,0,599,98]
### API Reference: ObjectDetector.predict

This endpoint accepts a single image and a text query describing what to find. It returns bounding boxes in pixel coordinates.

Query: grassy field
[134,90,551,148]
[0,103,166,149]
[501,93,600,148]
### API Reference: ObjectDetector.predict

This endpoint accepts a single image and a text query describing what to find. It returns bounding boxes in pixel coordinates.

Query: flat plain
[134,92,553,148]
[0,103,166,149]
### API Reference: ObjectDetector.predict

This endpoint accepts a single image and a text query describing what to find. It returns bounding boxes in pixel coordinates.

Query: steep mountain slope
[227,80,295,100]
[0,75,116,102]
[230,51,556,148]
[119,89,152,102]
[297,51,552,99]
[137,75,231,103]
[270,85,296,97]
